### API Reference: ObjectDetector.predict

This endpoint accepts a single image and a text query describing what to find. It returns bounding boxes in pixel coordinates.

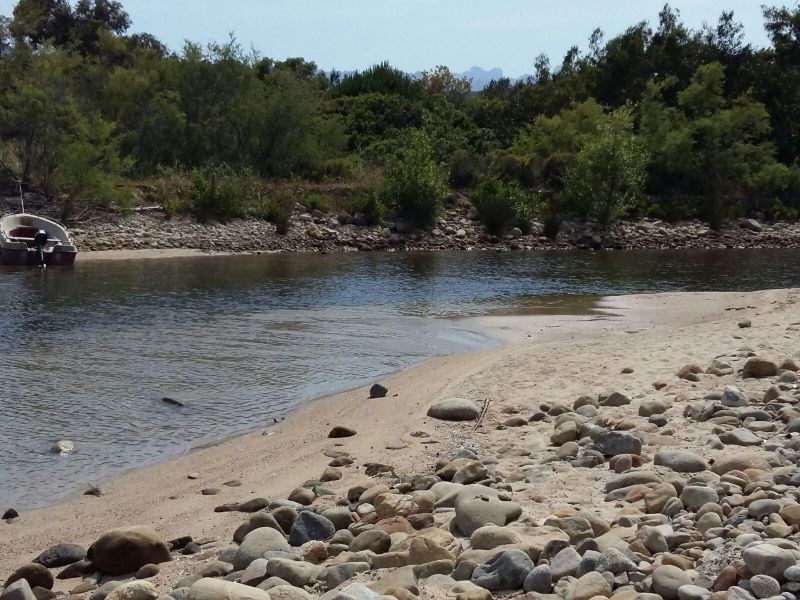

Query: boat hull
[0,247,77,266]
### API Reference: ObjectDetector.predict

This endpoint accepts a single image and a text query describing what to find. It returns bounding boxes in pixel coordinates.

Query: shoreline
[2,288,794,586]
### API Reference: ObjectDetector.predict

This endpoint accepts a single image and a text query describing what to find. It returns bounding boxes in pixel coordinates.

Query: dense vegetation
[2,1,800,231]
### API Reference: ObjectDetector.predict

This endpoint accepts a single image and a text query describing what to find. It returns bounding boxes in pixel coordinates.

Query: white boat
[0,213,78,266]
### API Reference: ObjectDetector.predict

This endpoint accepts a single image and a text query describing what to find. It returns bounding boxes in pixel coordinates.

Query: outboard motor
[33,230,48,267]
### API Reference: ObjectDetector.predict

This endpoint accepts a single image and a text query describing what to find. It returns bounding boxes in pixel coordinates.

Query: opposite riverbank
[6,194,800,255]
[2,287,798,600]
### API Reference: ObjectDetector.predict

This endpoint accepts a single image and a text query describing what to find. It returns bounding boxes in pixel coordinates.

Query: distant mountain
[411,66,509,91]
[332,66,531,92]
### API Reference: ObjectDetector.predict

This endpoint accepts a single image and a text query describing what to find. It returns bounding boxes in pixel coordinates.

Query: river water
[1,248,800,509]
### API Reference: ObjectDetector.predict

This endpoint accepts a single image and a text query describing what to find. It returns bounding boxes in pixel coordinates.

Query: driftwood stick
[473,398,490,432]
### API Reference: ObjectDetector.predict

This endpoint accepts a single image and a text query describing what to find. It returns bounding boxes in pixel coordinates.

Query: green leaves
[382,129,448,229]
[562,112,649,225]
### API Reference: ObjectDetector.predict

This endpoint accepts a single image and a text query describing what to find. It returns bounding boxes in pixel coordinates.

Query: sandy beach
[2,287,798,596]
[0,290,800,591]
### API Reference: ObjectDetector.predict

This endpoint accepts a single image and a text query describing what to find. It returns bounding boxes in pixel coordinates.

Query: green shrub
[324,155,363,180]
[304,193,327,213]
[470,176,536,235]
[348,189,385,225]
[382,129,448,229]
[189,167,249,223]
[255,190,294,234]
[562,120,648,225]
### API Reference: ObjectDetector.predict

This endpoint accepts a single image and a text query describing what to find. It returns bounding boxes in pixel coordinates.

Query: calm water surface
[2,248,800,509]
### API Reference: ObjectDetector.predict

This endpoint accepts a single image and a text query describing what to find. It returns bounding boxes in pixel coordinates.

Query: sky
[0,1,777,77]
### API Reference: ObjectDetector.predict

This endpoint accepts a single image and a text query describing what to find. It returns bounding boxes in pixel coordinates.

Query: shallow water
[1,248,799,509]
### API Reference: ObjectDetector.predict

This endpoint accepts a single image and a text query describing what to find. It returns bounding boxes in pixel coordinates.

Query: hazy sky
[0,1,776,76]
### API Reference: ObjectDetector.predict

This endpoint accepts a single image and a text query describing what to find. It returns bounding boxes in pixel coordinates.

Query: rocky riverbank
[2,289,800,600]
[4,194,795,254]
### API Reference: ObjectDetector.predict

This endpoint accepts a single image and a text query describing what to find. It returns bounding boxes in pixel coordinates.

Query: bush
[348,189,385,225]
[303,193,327,213]
[382,129,448,229]
[449,148,486,188]
[189,167,250,223]
[255,190,293,234]
[470,176,536,235]
[562,120,648,225]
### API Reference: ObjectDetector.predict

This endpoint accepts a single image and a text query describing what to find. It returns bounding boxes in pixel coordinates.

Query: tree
[382,129,447,229]
[420,65,471,104]
[562,111,648,224]
[11,0,73,46]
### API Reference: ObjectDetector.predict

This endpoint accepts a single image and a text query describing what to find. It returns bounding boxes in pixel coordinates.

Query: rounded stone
[749,574,781,599]
[652,565,692,600]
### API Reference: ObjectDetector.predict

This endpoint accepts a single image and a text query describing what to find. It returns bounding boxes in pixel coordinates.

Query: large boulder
[87,527,170,576]
[427,399,480,421]
[234,527,291,570]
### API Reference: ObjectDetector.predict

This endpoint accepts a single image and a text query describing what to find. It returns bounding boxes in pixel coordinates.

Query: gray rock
[653,565,692,600]
[326,563,371,589]
[749,574,781,599]
[349,530,391,554]
[233,527,291,570]
[721,386,749,408]
[523,564,552,593]
[33,544,87,568]
[327,583,384,600]
[1,580,37,600]
[453,487,522,536]
[427,398,480,421]
[785,566,800,582]
[640,400,668,416]
[680,486,719,511]
[89,581,123,600]
[267,587,311,600]
[105,581,158,600]
[288,511,335,546]
[748,499,781,519]
[187,578,270,600]
[743,544,796,579]
[470,549,534,591]
[720,428,763,447]
[233,511,284,543]
[678,584,711,600]
[470,525,522,550]
[265,559,321,588]
[596,547,637,574]
[320,507,355,531]
[571,571,613,600]
[550,547,581,580]
[654,449,707,473]
[591,430,642,456]
[600,392,631,407]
